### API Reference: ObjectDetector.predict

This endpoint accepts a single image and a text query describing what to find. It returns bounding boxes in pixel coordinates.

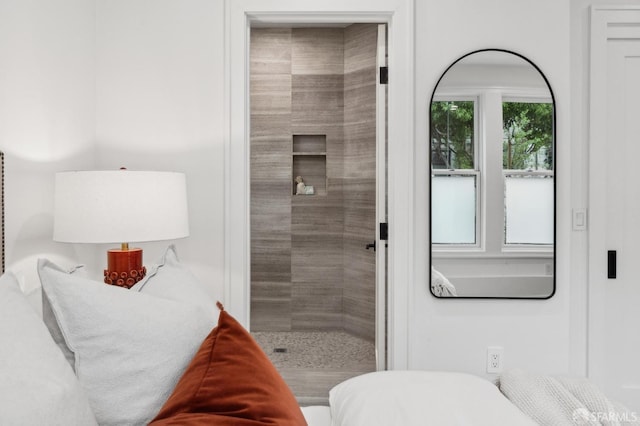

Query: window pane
[505,175,553,245]
[431,101,475,169]
[503,102,553,170]
[432,175,476,244]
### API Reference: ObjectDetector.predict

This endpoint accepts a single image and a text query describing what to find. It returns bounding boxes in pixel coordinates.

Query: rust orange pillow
[149,304,307,426]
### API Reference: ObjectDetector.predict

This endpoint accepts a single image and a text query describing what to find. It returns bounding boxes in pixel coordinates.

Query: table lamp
[53,169,189,288]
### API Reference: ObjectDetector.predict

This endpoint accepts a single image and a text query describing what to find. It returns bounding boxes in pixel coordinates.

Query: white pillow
[0,272,97,426]
[42,264,86,369]
[131,244,218,321]
[38,259,216,426]
[43,245,219,370]
[329,370,537,426]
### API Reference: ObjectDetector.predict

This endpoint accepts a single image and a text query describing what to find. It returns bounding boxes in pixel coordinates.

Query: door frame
[223,0,414,370]
[375,23,388,371]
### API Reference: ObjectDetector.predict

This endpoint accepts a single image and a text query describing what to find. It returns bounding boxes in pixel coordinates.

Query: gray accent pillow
[38,258,216,426]
[42,245,219,371]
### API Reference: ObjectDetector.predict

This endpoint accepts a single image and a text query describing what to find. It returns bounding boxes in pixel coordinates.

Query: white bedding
[0,272,98,425]
[302,370,638,426]
[305,370,536,426]
[431,266,458,296]
[500,369,639,425]
[301,406,332,426]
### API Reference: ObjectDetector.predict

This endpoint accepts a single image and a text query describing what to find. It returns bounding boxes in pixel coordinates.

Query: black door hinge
[379,66,388,84]
[608,250,617,279]
[380,223,388,240]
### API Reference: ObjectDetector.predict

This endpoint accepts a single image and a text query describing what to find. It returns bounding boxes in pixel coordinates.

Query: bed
[2,245,635,425]
[300,369,639,426]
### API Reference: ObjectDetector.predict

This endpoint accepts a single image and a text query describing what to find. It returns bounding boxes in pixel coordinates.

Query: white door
[375,23,388,371]
[589,7,640,411]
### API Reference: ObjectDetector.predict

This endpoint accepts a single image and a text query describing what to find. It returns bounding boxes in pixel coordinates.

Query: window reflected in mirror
[430,50,555,299]
[431,100,475,170]
[503,100,554,247]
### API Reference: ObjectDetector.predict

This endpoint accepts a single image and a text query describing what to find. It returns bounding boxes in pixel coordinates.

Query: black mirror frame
[428,48,556,300]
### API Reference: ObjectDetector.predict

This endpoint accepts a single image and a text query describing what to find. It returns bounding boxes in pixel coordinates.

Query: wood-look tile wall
[343,24,378,341]
[250,28,293,331]
[291,28,345,331]
[250,25,377,341]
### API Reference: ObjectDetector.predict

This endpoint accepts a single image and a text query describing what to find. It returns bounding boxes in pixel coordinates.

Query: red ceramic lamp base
[103,248,147,288]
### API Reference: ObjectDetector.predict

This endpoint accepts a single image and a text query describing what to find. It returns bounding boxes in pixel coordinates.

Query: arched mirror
[430,49,555,298]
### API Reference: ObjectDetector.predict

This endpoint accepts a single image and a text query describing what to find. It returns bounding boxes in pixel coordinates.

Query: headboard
[1,151,4,274]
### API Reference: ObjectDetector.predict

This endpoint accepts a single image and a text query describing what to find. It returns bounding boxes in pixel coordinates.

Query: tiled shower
[250,24,378,342]
[249,23,380,403]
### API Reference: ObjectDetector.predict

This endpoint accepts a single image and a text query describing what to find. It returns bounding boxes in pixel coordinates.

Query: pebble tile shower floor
[252,331,376,405]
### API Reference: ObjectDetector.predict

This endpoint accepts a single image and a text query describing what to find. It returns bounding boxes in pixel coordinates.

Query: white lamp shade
[54,170,189,244]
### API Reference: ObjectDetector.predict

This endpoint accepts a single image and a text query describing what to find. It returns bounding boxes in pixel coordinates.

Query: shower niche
[292,134,327,196]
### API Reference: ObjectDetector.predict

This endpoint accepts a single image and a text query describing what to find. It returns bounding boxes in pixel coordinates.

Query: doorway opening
[248,24,387,405]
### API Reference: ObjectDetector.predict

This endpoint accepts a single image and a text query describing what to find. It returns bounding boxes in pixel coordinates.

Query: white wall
[0,0,226,300]
[95,0,226,300]
[0,0,606,380]
[0,0,97,291]
[413,0,575,378]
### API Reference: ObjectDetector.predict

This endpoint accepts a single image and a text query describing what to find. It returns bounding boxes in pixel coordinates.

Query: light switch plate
[573,208,587,231]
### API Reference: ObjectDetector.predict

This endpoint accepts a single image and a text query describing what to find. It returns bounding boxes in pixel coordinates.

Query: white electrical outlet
[487,346,504,373]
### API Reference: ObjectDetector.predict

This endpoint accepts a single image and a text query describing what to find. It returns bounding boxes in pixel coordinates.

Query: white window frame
[431,95,482,251]
[432,90,553,257]
[501,96,554,253]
